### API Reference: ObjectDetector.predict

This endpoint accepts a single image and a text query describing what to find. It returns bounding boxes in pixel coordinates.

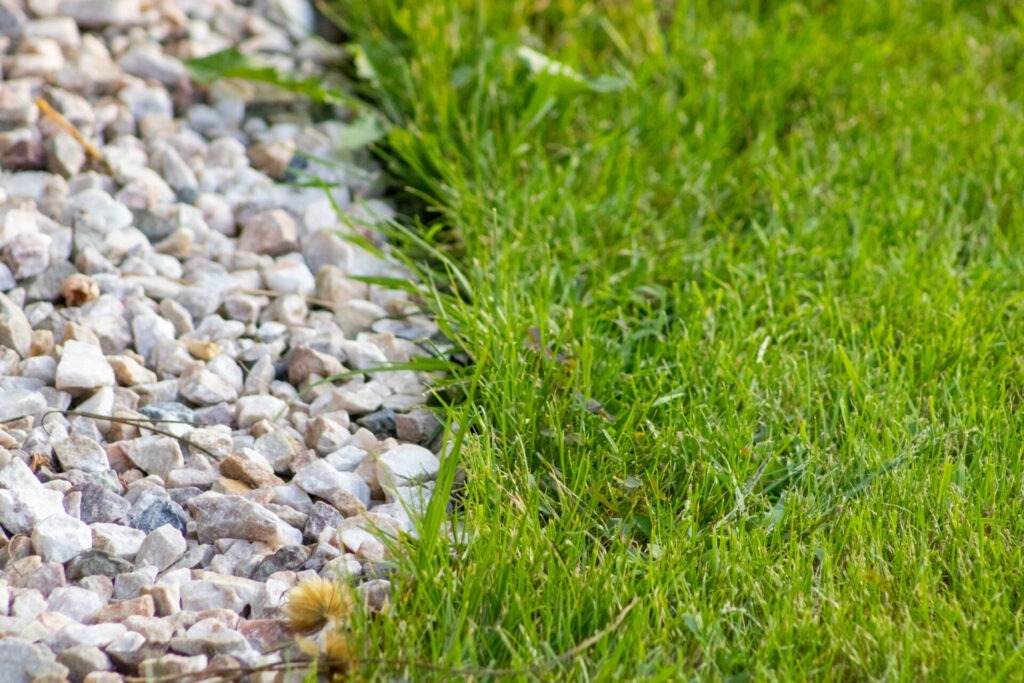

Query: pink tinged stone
[186,492,302,547]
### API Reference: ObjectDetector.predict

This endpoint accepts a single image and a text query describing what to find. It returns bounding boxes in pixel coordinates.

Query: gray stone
[357,408,396,439]
[112,566,158,601]
[75,483,130,524]
[45,132,85,178]
[65,551,133,581]
[237,210,298,257]
[0,0,27,40]
[45,622,126,652]
[301,499,342,540]
[324,445,366,473]
[187,491,302,547]
[180,575,261,613]
[11,589,47,619]
[131,312,176,363]
[129,497,187,536]
[63,189,132,235]
[396,409,442,445]
[118,44,186,84]
[262,257,315,294]
[251,545,310,581]
[287,346,345,386]
[137,401,193,425]
[236,395,288,430]
[56,645,113,682]
[330,384,384,415]
[305,414,351,455]
[358,578,391,613]
[102,630,147,669]
[252,430,296,473]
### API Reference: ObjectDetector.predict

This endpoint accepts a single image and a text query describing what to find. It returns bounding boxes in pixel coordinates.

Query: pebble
[376,443,442,487]
[0,0,453,676]
[55,340,115,396]
[135,524,187,571]
[188,491,302,547]
[0,637,69,682]
[32,514,93,563]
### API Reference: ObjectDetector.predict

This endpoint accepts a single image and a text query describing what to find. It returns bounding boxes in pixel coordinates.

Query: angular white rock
[32,514,93,563]
[0,460,65,534]
[55,340,114,396]
[293,459,371,507]
[90,523,146,559]
[121,435,184,481]
[376,444,441,487]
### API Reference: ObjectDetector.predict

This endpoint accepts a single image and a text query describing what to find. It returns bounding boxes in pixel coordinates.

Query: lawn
[331,1,1024,679]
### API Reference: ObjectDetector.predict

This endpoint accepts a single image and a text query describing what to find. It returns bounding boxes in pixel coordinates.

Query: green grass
[329,1,1024,679]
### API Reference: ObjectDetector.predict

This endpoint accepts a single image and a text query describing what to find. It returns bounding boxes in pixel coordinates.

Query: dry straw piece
[284,577,354,634]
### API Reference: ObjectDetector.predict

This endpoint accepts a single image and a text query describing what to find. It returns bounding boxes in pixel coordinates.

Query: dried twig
[35,97,108,167]
[41,409,222,460]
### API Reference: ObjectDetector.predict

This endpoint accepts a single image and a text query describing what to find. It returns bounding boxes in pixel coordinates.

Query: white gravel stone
[0,460,66,534]
[376,443,441,487]
[90,523,146,559]
[55,340,114,396]
[131,312,176,363]
[0,0,448,663]
[0,388,47,422]
[0,637,69,682]
[2,232,51,279]
[32,514,93,563]
[180,574,262,613]
[47,586,104,624]
[135,524,187,571]
[236,394,288,429]
[121,435,184,481]
[57,0,140,27]
[262,257,315,294]
[0,291,32,359]
[178,362,239,405]
[53,434,109,473]
[293,459,371,509]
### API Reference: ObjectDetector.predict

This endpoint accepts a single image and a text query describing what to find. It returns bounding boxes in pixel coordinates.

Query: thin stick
[42,410,222,460]
[35,97,106,164]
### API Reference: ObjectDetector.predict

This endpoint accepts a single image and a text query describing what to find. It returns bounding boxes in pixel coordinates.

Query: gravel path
[0,1,447,679]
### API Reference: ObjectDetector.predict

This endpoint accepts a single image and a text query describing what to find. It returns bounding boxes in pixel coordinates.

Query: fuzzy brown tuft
[283,577,353,634]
